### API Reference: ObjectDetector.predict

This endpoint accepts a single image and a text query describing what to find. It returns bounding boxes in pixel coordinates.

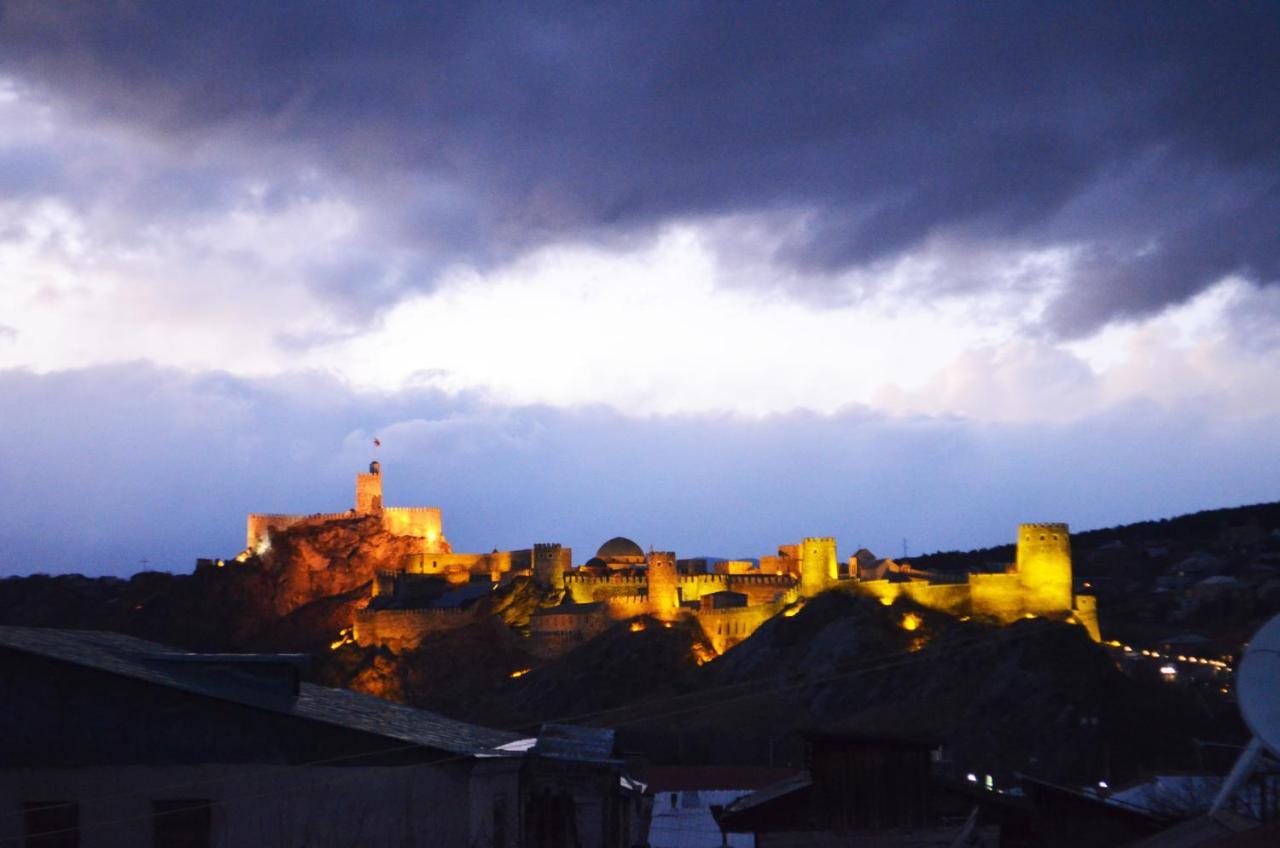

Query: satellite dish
[1209,612,1280,815]
[1238,613,1280,758]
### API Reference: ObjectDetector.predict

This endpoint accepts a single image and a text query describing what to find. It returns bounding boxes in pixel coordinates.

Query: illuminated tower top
[355,461,383,514]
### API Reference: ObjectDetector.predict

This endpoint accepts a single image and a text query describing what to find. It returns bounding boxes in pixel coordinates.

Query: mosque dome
[596,536,645,561]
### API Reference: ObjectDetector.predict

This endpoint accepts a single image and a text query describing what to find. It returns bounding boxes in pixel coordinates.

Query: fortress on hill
[244,462,1101,656]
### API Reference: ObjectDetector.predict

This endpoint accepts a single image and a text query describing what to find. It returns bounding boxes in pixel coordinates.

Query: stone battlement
[565,574,647,584]
[353,606,473,651]
[1019,522,1069,534]
[245,512,357,548]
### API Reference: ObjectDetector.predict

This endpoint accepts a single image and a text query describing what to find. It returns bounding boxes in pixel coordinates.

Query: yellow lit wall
[355,470,383,514]
[1015,523,1074,614]
[647,550,680,619]
[799,537,838,597]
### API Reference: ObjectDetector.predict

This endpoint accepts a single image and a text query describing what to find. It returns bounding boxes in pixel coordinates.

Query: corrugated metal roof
[0,626,520,756]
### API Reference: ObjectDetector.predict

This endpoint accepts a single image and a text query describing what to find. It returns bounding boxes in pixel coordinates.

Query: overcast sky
[1,2,1277,574]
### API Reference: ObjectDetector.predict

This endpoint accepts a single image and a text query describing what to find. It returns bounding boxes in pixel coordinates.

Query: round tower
[647,550,679,619]
[355,461,383,514]
[1015,523,1073,613]
[533,543,571,589]
[799,537,838,597]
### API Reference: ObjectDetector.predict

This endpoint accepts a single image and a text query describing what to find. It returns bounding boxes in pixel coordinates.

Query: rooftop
[0,626,519,756]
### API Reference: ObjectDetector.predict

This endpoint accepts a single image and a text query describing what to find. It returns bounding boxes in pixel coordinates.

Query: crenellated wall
[245,512,355,549]
[382,507,447,550]
[352,607,473,651]
[564,573,648,604]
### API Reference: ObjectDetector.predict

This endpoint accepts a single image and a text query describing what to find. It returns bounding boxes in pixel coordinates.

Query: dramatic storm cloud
[1,1,1276,331]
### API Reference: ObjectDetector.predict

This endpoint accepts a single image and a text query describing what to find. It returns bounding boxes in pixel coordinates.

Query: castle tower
[355,461,383,514]
[533,543,572,588]
[647,550,679,619]
[1015,523,1073,613]
[799,537,838,597]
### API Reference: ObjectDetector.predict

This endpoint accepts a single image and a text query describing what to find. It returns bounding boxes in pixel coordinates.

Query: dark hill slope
[599,593,1241,784]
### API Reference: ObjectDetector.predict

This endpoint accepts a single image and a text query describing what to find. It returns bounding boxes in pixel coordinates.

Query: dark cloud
[2,363,1278,576]
[1,2,1277,333]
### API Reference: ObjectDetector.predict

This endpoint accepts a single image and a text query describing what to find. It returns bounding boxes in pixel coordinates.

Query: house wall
[0,761,520,848]
[648,788,759,848]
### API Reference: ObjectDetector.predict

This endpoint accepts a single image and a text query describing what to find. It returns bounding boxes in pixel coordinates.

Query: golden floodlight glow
[329,627,354,651]
[509,668,531,679]
[901,612,922,632]
[692,642,718,666]
[878,596,894,606]
[630,620,646,632]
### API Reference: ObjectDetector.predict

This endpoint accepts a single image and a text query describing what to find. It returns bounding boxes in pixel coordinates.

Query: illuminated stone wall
[1073,594,1102,642]
[355,468,383,514]
[1016,523,1074,614]
[696,600,784,654]
[853,579,970,615]
[382,507,447,549]
[968,572,1026,621]
[352,607,473,650]
[564,574,648,604]
[245,512,354,549]
[647,551,679,618]
[402,552,489,584]
[799,537,838,597]
[533,543,572,588]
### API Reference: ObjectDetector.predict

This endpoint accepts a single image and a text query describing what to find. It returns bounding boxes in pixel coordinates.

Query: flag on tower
[373,437,381,448]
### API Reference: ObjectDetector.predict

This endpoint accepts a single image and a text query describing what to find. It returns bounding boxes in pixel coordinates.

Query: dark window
[152,800,212,848]
[23,801,78,848]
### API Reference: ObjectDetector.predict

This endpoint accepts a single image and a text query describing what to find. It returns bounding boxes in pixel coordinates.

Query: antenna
[1209,612,1280,813]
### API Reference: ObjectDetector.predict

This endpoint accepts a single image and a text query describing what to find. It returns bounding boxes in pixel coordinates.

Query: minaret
[355,461,383,514]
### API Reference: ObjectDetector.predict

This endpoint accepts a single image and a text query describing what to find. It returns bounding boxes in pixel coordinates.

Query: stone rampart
[245,512,355,549]
[565,574,647,604]
[695,600,783,654]
[969,572,1025,621]
[352,607,473,651]
[601,594,650,619]
[402,552,488,575]
[854,578,971,616]
[382,507,445,548]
